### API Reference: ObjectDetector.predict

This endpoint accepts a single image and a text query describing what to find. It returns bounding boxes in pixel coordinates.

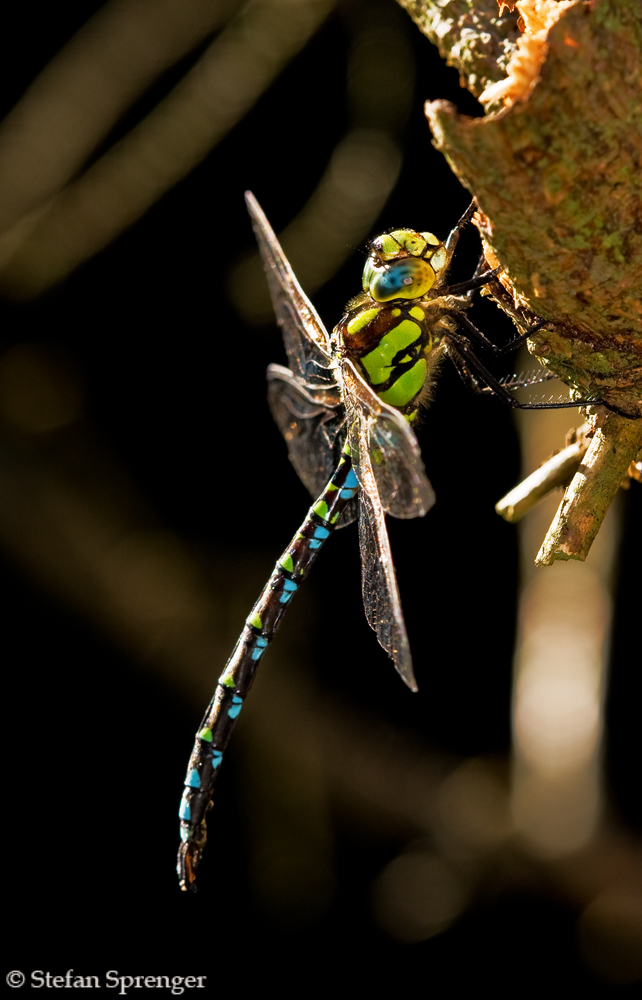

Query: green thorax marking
[338,299,434,413]
[378,358,427,407]
[361,319,422,385]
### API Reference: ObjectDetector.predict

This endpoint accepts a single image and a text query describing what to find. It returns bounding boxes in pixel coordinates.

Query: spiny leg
[177,449,359,892]
[446,321,639,416]
[444,343,555,398]
[443,332,607,411]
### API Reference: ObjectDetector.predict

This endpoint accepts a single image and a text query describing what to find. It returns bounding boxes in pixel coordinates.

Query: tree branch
[399,0,642,558]
[495,421,591,522]
[536,410,642,563]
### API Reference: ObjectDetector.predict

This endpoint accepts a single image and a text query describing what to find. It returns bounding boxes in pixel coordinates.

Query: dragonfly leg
[440,267,501,298]
[444,201,476,256]
[446,320,639,416]
[441,207,500,297]
[449,309,551,357]
[444,332,609,410]
[491,317,550,354]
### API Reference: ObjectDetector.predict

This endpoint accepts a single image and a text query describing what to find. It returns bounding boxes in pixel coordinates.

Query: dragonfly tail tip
[177,841,201,893]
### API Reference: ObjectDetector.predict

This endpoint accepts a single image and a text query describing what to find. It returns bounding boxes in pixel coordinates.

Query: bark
[398,0,642,559]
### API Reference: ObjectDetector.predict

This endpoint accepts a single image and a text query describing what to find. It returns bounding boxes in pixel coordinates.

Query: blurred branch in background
[511,409,618,859]
[0,0,418,305]
[0,343,232,702]
[0,0,341,298]
[0,0,244,237]
[229,0,411,321]
[236,642,642,983]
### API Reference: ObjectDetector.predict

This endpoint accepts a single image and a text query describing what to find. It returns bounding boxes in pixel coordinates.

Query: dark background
[2,0,640,992]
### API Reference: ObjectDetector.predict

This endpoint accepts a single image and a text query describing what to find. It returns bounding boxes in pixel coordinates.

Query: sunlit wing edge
[245,191,334,368]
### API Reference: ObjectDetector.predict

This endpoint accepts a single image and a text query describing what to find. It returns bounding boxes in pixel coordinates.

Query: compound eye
[363,256,435,302]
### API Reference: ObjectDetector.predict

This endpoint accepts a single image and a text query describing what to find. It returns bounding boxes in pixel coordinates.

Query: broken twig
[535,412,642,564]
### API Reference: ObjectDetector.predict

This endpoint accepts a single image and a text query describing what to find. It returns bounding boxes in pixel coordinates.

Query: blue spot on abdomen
[251,636,268,660]
[280,578,298,603]
[228,695,244,720]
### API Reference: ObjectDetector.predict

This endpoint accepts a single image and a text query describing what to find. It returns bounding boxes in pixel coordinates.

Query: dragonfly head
[363,229,449,303]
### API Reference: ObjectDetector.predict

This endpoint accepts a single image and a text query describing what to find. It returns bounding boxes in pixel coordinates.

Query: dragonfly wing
[355,420,417,691]
[267,364,342,495]
[267,365,359,527]
[246,192,335,386]
[339,358,435,519]
[335,359,426,688]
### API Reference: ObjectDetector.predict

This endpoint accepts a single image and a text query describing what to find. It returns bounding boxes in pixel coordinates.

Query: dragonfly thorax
[337,297,440,420]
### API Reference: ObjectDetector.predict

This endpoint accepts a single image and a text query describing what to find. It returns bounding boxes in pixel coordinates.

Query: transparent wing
[267,365,358,528]
[267,364,341,491]
[335,359,433,690]
[246,192,335,387]
[356,424,417,691]
[338,358,435,519]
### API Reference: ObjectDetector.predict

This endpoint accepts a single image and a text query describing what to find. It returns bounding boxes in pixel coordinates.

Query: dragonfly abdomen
[338,301,434,418]
[177,450,359,891]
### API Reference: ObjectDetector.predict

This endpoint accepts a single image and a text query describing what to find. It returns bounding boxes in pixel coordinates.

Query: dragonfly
[177,191,602,892]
